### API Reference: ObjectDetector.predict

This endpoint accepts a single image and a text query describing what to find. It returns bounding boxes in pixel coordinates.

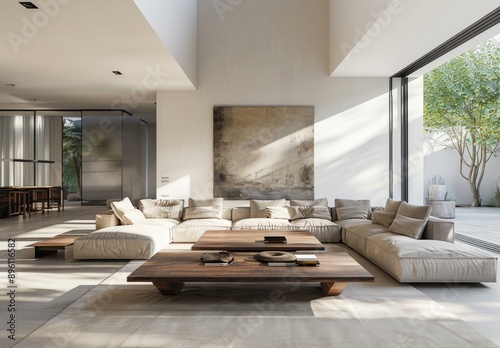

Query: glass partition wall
[0,110,149,205]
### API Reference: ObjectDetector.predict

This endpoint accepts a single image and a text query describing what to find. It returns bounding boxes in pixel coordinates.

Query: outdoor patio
[453,207,500,254]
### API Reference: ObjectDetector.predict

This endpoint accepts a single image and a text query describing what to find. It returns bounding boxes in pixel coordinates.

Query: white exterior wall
[156,0,392,206]
[424,135,500,206]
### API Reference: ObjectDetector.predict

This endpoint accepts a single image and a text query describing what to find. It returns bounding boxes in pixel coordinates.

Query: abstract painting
[214,106,314,199]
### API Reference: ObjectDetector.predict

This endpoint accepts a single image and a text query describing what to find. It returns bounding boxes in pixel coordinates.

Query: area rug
[16,247,497,348]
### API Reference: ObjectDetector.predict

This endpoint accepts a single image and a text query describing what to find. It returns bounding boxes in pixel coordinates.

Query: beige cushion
[336,206,369,220]
[154,199,184,220]
[384,198,403,213]
[73,225,170,260]
[122,209,146,225]
[250,199,286,218]
[95,210,120,230]
[290,218,342,243]
[232,218,292,230]
[290,198,328,207]
[266,206,291,219]
[172,219,232,243]
[188,198,223,207]
[371,211,396,228]
[389,202,432,239]
[287,206,304,220]
[110,197,135,225]
[304,206,332,220]
[335,198,371,220]
[184,206,222,220]
[184,198,223,220]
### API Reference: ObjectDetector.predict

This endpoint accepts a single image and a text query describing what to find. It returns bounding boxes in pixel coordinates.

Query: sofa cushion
[172,218,232,242]
[336,206,369,220]
[250,199,286,218]
[389,202,432,239]
[371,211,396,228]
[290,198,328,207]
[290,218,341,243]
[138,199,184,220]
[364,232,498,282]
[266,206,291,219]
[189,198,223,208]
[384,198,403,213]
[73,224,170,260]
[184,206,222,220]
[122,209,146,225]
[232,218,292,230]
[186,198,223,220]
[287,198,332,221]
[334,198,371,220]
[110,197,135,225]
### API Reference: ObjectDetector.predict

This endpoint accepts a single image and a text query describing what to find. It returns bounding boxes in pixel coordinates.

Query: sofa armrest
[421,216,454,243]
[96,210,120,230]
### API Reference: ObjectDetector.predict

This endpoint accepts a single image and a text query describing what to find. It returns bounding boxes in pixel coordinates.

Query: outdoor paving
[452,207,500,251]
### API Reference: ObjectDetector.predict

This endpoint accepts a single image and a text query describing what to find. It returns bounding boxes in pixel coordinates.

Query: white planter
[426,200,455,219]
[428,185,446,201]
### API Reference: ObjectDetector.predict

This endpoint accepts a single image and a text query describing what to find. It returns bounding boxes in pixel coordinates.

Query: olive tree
[424,36,500,206]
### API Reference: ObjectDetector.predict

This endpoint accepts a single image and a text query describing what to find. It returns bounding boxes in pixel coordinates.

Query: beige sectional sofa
[73,197,498,283]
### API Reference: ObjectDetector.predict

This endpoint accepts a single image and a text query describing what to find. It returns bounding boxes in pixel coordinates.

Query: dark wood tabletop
[191,230,325,251]
[127,250,374,296]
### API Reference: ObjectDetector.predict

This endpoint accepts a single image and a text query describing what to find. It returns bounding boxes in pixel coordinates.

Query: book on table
[264,236,287,243]
[203,260,235,266]
[295,254,320,266]
[266,261,296,267]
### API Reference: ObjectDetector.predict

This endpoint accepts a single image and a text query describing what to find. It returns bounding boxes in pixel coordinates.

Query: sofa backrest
[232,207,251,221]
[96,209,120,230]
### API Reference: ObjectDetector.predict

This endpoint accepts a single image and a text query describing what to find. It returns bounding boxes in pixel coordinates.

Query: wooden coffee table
[127,251,374,296]
[191,230,325,251]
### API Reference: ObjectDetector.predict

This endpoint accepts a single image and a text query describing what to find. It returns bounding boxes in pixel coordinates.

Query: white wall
[156,0,391,206]
[424,135,500,206]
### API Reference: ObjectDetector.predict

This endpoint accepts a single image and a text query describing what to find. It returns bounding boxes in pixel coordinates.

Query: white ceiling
[0,1,499,123]
[330,0,500,77]
[0,0,195,123]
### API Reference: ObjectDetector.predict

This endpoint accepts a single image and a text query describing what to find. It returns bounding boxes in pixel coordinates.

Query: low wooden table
[33,235,81,260]
[127,251,374,296]
[191,230,325,251]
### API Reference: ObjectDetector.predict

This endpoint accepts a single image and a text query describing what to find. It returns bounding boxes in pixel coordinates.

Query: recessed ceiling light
[112,71,122,75]
[19,2,38,9]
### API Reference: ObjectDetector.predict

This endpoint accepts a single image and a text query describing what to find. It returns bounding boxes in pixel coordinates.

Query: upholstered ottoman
[73,225,170,260]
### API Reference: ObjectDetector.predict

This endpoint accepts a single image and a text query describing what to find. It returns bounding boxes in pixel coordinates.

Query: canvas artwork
[213,106,314,199]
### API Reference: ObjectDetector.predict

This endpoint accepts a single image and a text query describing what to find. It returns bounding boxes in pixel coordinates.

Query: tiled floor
[0,204,499,346]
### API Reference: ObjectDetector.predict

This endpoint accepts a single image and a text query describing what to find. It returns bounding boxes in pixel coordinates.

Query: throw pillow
[336,206,369,220]
[290,198,328,207]
[371,211,397,228]
[266,206,291,219]
[185,198,223,220]
[122,209,146,225]
[110,197,135,224]
[334,198,371,220]
[183,206,222,220]
[142,206,181,220]
[389,215,428,239]
[155,199,184,220]
[302,206,332,220]
[287,206,304,220]
[188,198,223,208]
[250,199,286,218]
[388,202,432,239]
[384,198,403,213]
